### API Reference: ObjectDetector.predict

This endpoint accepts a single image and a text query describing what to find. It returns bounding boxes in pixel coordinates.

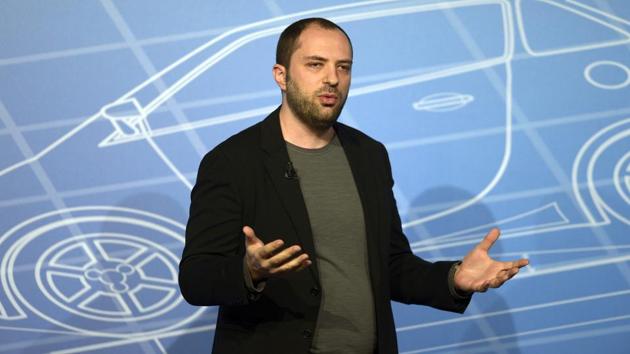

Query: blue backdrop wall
[1,1,629,353]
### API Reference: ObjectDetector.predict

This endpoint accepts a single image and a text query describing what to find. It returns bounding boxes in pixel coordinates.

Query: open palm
[454,228,529,293]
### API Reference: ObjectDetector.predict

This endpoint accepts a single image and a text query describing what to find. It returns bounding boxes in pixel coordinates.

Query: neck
[279,102,335,149]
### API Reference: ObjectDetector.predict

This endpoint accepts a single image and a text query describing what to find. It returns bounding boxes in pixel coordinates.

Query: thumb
[243,226,262,246]
[478,228,500,252]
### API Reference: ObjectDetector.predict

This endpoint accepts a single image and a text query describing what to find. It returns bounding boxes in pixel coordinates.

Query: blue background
[1,0,629,353]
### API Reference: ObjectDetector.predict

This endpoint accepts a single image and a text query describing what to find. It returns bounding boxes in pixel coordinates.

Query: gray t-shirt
[287,135,376,354]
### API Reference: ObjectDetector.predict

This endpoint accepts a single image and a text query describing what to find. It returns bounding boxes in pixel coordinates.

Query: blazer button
[310,287,320,296]
[302,329,313,338]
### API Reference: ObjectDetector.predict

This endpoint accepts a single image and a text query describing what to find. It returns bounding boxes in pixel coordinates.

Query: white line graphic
[396,288,630,332]
[573,118,630,225]
[0,0,399,177]
[49,324,217,354]
[516,0,630,57]
[0,206,204,338]
[614,150,630,205]
[0,1,628,352]
[565,0,630,26]
[584,60,630,90]
[412,92,475,112]
[400,313,630,353]
[409,202,569,247]
[0,0,514,209]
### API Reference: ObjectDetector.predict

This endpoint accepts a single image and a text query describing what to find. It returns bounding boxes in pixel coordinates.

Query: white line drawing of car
[407,0,629,249]
[0,0,628,352]
[0,206,206,337]
[2,0,516,222]
[2,1,516,351]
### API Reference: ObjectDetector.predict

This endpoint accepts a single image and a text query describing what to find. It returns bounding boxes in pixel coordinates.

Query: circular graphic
[412,92,474,112]
[613,151,630,206]
[1,206,204,337]
[584,60,630,90]
[576,121,630,225]
[37,233,180,322]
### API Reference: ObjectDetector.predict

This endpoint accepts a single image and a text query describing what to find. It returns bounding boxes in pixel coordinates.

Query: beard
[285,74,347,132]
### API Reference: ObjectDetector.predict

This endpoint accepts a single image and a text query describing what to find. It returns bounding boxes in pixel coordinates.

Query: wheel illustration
[39,233,180,322]
[616,151,630,207]
[2,206,204,337]
[599,133,630,225]
[573,118,630,225]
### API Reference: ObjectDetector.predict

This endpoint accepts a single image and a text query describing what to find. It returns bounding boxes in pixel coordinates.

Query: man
[179,18,528,354]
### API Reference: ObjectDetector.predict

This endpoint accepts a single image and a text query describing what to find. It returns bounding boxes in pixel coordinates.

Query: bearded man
[179,17,528,354]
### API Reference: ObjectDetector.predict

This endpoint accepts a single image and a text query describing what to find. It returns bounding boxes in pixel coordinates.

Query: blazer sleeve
[381,144,471,313]
[179,148,249,306]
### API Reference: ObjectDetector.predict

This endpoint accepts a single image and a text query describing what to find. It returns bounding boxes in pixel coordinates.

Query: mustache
[316,86,340,95]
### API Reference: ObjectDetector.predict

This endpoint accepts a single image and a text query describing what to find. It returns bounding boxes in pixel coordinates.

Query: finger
[507,267,520,279]
[478,281,490,292]
[257,239,285,259]
[287,258,312,274]
[494,267,520,287]
[266,245,304,267]
[294,259,312,272]
[502,260,520,271]
[243,226,263,246]
[477,228,500,252]
[489,278,503,288]
[474,280,490,292]
[502,259,528,271]
[271,253,310,275]
[498,269,515,283]
[513,258,529,268]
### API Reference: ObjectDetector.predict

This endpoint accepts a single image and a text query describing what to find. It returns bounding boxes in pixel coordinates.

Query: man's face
[284,25,353,131]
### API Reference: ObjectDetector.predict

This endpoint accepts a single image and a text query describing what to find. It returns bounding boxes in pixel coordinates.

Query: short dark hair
[276,18,353,69]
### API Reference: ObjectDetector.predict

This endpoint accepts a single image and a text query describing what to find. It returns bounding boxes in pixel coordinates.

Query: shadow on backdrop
[405,186,521,354]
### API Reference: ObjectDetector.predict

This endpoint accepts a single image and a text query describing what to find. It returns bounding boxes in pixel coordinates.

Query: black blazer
[179,107,470,354]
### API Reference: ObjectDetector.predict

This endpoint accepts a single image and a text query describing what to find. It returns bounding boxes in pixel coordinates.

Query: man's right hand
[243,226,311,283]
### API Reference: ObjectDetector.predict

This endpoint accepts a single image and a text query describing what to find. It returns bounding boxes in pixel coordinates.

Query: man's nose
[323,65,339,86]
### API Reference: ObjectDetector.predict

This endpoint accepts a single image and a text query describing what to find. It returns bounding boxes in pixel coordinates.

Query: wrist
[453,262,472,296]
[243,256,266,294]
[247,262,262,283]
[249,268,264,284]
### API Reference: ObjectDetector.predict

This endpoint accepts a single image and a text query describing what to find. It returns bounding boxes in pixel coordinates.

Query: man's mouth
[318,94,338,106]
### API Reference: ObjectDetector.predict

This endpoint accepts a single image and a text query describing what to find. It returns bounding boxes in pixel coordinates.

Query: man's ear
[272,64,287,91]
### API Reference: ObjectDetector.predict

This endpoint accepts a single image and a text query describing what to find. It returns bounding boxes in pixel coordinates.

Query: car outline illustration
[0,206,206,338]
[0,0,628,352]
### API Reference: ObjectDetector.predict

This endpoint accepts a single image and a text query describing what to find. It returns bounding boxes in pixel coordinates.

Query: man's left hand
[454,228,529,294]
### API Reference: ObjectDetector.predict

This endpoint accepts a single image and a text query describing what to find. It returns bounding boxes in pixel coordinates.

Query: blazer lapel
[260,108,320,282]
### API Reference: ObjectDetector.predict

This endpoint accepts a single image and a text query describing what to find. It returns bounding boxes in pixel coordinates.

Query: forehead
[293,25,352,60]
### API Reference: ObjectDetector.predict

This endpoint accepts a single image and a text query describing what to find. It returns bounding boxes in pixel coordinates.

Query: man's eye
[338,65,351,72]
[308,62,323,68]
